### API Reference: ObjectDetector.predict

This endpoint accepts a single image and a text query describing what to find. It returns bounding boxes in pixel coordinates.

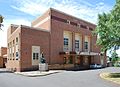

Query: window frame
[64,38,69,51]
[84,41,88,50]
[33,53,39,60]
[16,52,19,58]
[75,40,79,51]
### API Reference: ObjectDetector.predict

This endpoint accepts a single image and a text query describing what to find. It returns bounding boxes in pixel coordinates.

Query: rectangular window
[64,38,69,51]
[84,42,88,50]
[16,52,19,58]
[33,53,36,60]
[12,46,14,53]
[66,20,70,24]
[10,42,12,47]
[80,24,87,29]
[8,43,9,48]
[10,54,12,57]
[36,53,39,60]
[64,38,69,45]
[9,47,11,53]
[75,40,79,51]
[16,37,18,44]
[13,40,15,45]
[33,53,39,60]
[13,53,14,57]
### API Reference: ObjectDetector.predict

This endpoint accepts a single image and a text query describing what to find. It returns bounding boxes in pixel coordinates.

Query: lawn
[100,72,120,84]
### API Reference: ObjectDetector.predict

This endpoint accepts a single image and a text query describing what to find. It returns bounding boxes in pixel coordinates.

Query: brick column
[82,35,84,52]
[72,32,75,51]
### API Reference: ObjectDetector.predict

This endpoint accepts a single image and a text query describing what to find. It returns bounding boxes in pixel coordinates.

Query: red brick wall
[0,57,3,67]
[0,47,7,56]
[50,9,101,64]
[20,26,50,71]
[7,8,106,71]
[31,9,51,31]
[0,47,7,68]
[6,26,21,71]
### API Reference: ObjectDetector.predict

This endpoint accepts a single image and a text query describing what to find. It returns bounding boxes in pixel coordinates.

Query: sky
[0,0,119,56]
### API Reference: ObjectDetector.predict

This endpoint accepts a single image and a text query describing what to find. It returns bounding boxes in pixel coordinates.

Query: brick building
[0,47,7,68]
[6,8,106,72]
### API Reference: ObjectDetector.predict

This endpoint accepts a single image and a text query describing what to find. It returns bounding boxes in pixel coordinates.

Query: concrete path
[15,70,63,77]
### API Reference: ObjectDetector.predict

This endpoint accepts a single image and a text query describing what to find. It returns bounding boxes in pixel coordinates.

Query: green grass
[109,73,120,78]
[100,73,120,84]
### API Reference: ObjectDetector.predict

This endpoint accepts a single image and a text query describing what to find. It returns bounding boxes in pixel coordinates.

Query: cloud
[11,0,113,24]
[0,18,30,47]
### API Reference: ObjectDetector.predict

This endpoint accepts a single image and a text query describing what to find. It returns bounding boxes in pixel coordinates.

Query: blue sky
[0,0,115,25]
[0,0,119,56]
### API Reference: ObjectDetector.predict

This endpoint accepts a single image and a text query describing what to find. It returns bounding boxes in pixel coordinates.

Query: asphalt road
[0,67,120,87]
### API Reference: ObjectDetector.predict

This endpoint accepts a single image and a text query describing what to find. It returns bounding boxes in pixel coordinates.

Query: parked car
[90,64,102,69]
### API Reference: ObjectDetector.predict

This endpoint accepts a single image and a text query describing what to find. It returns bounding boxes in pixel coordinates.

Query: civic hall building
[6,8,106,72]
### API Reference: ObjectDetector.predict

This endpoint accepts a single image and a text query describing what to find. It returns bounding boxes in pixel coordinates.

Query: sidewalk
[15,70,64,77]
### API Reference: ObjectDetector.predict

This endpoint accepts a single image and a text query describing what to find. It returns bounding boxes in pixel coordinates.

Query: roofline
[0,47,7,48]
[31,8,51,24]
[31,8,96,26]
[50,8,96,26]
[20,25,50,32]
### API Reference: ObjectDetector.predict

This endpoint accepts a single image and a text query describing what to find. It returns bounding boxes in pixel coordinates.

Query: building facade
[0,47,7,68]
[6,8,106,72]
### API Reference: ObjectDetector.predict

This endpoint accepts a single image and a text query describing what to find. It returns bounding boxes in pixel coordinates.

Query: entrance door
[83,56,91,68]
[3,58,7,68]
[32,46,40,65]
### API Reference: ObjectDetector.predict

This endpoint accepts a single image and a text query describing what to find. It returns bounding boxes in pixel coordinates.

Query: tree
[95,0,120,52]
[0,15,4,30]
[111,51,118,63]
[110,0,120,47]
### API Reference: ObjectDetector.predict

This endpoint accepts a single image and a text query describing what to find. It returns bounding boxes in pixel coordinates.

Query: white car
[90,64,102,69]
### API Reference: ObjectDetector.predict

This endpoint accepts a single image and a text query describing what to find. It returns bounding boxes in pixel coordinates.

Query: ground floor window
[33,53,39,60]
[16,52,19,58]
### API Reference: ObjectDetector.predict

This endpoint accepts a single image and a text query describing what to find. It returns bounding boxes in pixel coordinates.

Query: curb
[15,71,61,77]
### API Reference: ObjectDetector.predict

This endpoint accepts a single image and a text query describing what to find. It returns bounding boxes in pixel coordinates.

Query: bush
[109,73,120,78]
[114,62,120,67]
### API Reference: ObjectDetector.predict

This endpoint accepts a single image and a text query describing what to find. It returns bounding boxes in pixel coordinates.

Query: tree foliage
[95,0,120,51]
[0,15,4,30]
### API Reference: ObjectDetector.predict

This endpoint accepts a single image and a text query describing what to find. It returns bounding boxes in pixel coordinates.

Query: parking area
[0,67,120,87]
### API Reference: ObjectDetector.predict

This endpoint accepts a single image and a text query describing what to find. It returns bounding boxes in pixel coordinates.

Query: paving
[0,67,120,87]
[15,70,63,77]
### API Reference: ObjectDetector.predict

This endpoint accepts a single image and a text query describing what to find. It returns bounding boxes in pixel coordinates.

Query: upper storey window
[64,38,69,51]
[66,20,70,24]
[51,15,94,30]
[75,40,79,52]
[84,42,88,50]
[84,36,90,52]
[80,24,87,29]
[16,37,18,44]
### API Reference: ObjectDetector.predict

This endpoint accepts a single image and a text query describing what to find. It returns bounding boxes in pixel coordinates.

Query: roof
[50,8,96,26]
[32,8,96,27]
